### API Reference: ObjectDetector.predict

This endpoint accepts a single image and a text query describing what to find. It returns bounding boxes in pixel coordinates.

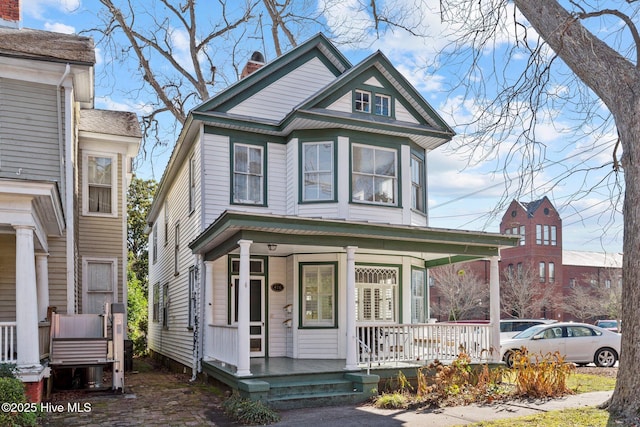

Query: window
[351,144,397,205]
[519,225,525,245]
[302,141,334,201]
[569,278,576,288]
[536,225,557,245]
[549,262,555,283]
[83,153,116,216]
[188,266,197,329]
[355,90,371,112]
[189,155,196,213]
[232,143,264,204]
[410,154,425,212]
[517,262,523,279]
[539,261,546,283]
[152,224,157,264]
[355,266,398,322]
[411,268,426,323]
[375,94,391,116]
[301,263,336,327]
[536,224,542,245]
[162,283,169,329]
[174,222,180,276]
[230,258,264,274]
[605,279,611,289]
[82,258,117,314]
[550,225,557,246]
[164,201,169,246]
[152,283,160,322]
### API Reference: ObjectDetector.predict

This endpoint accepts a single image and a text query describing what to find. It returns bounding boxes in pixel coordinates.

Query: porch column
[489,256,501,362]
[35,253,50,322]
[345,246,358,370]
[237,239,253,376]
[14,226,41,368]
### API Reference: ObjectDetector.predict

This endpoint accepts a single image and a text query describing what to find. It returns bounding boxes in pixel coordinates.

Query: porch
[0,321,51,364]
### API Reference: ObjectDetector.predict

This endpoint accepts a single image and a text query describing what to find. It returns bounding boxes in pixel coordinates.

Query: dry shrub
[511,348,575,398]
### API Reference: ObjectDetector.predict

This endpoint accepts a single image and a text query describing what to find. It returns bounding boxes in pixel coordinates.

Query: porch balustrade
[0,322,16,364]
[208,325,238,367]
[38,321,51,360]
[356,323,494,366]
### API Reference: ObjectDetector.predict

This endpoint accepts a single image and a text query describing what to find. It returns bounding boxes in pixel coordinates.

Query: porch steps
[238,372,379,410]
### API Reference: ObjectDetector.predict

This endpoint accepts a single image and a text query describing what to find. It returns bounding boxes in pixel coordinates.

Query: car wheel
[594,348,618,367]
[503,351,515,368]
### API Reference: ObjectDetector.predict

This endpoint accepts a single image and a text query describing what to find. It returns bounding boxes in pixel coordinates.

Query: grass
[470,407,611,426]
[566,373,616,393]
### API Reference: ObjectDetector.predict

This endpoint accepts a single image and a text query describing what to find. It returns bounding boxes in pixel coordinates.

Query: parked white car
[500,318,557,340]
[500,322,621,368]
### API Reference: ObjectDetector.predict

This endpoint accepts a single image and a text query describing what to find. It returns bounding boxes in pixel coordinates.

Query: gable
[226,55,339,121]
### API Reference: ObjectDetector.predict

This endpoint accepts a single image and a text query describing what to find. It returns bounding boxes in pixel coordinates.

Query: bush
[0,365,16,379]
[222,392,280,425]
[0,377,38,427]
[375,392,409,409]
[511,348,575,398]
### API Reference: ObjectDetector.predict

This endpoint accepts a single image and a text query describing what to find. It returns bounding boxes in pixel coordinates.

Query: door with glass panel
[232,276,265,357]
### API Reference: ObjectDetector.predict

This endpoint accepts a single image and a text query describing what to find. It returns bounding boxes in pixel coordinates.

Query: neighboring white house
[0,1,140,401]
[146,34,517,400]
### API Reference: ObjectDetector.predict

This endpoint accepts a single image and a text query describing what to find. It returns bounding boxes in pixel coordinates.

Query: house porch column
[35,253,49,322]
[345,246,358,370]
[489,256,501,362]
[14,225,41,368]
[237,239,252,376]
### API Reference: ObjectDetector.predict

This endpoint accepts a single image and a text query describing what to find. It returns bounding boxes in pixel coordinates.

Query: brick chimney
[240,51,265,79]
[0,0,21,28]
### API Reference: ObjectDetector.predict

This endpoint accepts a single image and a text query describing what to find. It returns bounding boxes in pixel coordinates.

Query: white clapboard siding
[395,100,420,124]
[348,204,404,224]
[285,139,299,215]
[364,76,384,87]
[211,257,229,325]
[227,57,337,121]
[327,92,352,113]
[202,133,230,225]
[0,235,16,321]
[267,257,288,357]
[148,142,203,369]
[297,330,340,358]
[266,143,287,215]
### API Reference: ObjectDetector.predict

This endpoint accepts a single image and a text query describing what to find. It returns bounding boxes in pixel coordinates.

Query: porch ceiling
[189,211,519,265]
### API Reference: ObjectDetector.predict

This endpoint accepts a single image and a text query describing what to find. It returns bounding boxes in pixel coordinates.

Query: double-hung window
[152,283,160,322]
[83,152,117,216]
[375,94,391,116]
[300,263,336,327]
[302,141,334,201]
[233,143,264,204]
[411,268,426,323]
[410,154,425,212]
[352,144,397,205]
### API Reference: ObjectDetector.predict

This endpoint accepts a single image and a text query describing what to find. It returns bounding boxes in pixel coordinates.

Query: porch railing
[208,325,238,366]
[39,321,51,360]
[356,323,494,366]
[0,322,16,364]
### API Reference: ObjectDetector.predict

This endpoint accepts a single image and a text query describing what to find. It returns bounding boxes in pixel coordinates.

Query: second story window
[232,143,264,205]
[351,144,397,206]
[355,90,371,112]
[539,261,546,283]
[302,141,334,201]
[536,225,557,245]
[375,94,391,116]
[84,153,117,216]
[410,154,425,212]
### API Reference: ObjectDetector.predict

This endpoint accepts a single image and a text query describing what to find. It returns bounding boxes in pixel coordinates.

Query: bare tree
[430,263,489,321]
[564,268,623,322]
[500,263,556,319]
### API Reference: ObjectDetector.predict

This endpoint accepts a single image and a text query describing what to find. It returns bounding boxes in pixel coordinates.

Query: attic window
[375,94,391,116]
[354,89,392,117]
[355,90,371,113]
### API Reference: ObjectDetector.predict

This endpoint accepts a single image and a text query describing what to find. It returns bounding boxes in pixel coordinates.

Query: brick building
[429,197,622,322]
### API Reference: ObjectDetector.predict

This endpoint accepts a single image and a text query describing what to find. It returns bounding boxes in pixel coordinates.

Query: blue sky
[19,0,625,254]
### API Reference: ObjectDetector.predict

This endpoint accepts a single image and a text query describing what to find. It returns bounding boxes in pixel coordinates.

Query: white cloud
[43,22,75,34]
[96,96,153,116]
[22,0,81,20]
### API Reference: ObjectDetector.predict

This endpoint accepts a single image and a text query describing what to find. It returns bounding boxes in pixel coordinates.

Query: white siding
[327,92,352,113]
[228,57,337,121]
[211,257,229,325]
[202,133,230,225]
[267,143,287,214]
[395,100,420,124]
[285,140,298,215]
[267,257,287,357]
[148,139,203,369]
[364,76,383,87]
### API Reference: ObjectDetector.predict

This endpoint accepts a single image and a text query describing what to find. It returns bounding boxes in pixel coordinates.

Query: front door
[233,276,265,357]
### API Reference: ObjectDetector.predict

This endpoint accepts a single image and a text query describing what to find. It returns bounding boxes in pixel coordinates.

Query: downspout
[190,254,202,382]
[57,64,76,314]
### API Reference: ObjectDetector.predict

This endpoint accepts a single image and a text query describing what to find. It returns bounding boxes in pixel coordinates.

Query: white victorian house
[146,33,517,407]
[0,2,140,401]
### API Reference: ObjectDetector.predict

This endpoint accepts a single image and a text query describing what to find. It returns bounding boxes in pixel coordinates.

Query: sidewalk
[39,358,613,426]
[272,391,613,426]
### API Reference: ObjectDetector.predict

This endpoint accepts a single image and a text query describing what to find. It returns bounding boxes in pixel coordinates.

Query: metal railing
[356,323,494,366]
[0,322,16,364]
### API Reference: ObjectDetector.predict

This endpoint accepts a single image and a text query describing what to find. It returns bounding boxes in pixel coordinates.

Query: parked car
[500,318,557,340]
[594,319,621,333]
[500,322,621,368]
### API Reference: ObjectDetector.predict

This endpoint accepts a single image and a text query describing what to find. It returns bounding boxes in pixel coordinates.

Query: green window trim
[230,141,268,207]
[226,255,268,326]
[298,262,338,329]
[350,142,400,207]
[298,138,338,204]
[410,151,426,214]
[352,86,395,119]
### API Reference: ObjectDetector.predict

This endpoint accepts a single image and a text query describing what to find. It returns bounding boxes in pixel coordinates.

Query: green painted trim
[298,261,339,329]
[229,140,268,207]
[349,140,402,208]
[204,126,287,144]
[410,266,428,323]
[425,255,484,268]
[197,41,348,113]
[350,86,395,119]
[298,137,338,203]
